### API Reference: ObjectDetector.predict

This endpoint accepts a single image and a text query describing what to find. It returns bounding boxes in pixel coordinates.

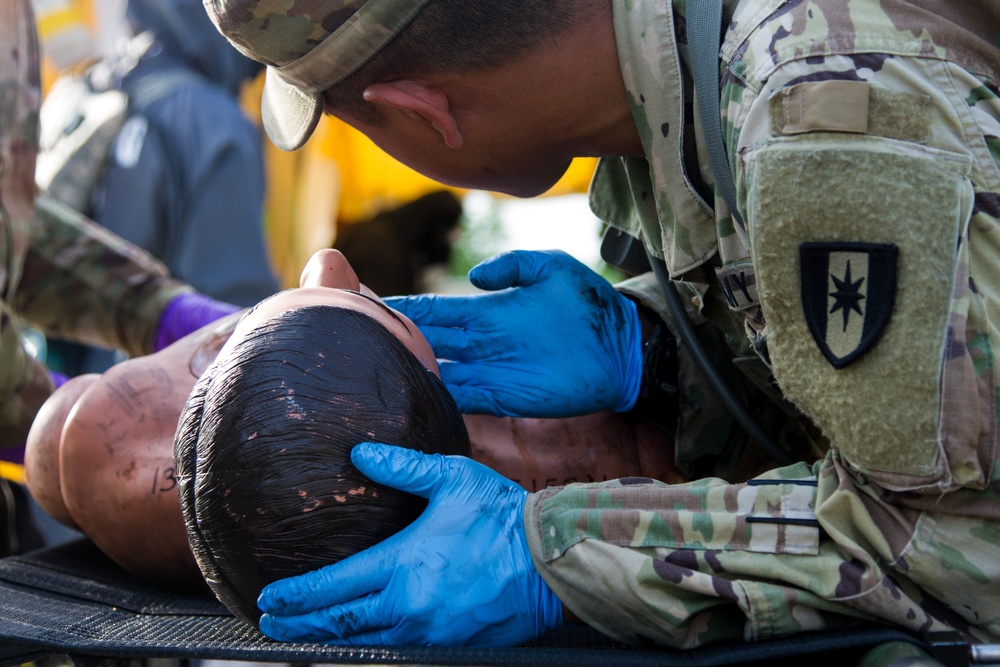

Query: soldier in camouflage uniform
[0,0,239,492]
[204,0,1000,651]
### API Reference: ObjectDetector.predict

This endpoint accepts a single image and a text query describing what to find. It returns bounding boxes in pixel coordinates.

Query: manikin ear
[364,80,464,149]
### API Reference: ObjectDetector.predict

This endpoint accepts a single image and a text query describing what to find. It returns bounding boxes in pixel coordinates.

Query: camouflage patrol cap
[204,0,430,151]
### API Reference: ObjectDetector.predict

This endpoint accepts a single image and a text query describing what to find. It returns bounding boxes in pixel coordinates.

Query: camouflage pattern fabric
[528,0,1000,649]
[0,0,191,441]
[204,0,368,67]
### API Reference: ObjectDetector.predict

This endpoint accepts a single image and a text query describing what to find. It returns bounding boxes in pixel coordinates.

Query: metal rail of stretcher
[0,537,975,667]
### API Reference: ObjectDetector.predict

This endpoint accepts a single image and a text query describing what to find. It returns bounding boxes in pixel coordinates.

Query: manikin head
[174,250,470,628]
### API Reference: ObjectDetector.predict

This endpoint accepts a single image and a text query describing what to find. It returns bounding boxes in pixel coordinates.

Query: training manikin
[25,249,682,600]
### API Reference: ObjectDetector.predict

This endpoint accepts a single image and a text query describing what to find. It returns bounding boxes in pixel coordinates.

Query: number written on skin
[151,467,178,495]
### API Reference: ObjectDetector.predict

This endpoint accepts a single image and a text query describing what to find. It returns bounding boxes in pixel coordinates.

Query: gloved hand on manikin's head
[257,442,564,647]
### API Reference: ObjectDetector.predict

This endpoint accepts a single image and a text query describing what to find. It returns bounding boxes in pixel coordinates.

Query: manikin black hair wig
[174,305,469,628]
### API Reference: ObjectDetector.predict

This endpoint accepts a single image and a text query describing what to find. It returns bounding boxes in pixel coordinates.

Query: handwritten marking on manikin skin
[150,467,178,495]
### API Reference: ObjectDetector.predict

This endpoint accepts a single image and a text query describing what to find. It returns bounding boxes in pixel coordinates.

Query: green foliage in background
[449,194,626,284]
[449,197,507,278]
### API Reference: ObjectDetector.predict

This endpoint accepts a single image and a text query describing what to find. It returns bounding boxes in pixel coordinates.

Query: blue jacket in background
[93,0,278,309]
[63,0,280,374]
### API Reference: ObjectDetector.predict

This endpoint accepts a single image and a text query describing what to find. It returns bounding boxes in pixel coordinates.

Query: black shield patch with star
[800,242,898,369]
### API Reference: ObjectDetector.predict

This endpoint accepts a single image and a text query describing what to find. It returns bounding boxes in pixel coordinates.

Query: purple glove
[49,370,69,390]
[153,293,241,352]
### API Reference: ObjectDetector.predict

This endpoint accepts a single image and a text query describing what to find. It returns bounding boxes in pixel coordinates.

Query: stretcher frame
[0,537,933,667]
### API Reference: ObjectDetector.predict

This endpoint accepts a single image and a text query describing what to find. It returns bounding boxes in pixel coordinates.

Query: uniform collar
[592,0,723,277]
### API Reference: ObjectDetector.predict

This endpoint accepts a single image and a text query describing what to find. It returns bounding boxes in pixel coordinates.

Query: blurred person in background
[41,0,279,374]
[0,0,241,555]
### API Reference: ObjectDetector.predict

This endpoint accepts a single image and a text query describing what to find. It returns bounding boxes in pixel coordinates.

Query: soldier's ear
[364,80,463,149]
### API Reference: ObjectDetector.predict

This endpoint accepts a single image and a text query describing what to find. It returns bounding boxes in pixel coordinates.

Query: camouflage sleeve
[702,0,1000,644]
[13,195,193,356]
[0,0,90,442]
[523,459,994,648]
[0,303,55,447]
[727,7,1000,497]
[0,18,190,361]
[553,3,1000,645]
[522,463,882,648]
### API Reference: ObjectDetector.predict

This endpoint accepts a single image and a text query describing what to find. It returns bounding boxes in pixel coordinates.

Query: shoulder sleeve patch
[800,242,898,369]
[745,137,973,489]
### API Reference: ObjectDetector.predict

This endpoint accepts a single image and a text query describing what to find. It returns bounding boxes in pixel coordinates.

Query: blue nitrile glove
[257,442,563,647]
[153,293,241,352]
[384,249,643,418]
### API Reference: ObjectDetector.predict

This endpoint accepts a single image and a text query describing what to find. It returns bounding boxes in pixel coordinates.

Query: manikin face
[218,249,439,373]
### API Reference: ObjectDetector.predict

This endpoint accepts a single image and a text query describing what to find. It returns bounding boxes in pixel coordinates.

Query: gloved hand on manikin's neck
[385,249,643,418]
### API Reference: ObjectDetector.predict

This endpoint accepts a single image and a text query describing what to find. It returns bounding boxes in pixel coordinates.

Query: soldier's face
[327,106,574,199]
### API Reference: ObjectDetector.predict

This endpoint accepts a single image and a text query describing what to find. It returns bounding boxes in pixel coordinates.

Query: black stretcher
[0,537,943,667]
